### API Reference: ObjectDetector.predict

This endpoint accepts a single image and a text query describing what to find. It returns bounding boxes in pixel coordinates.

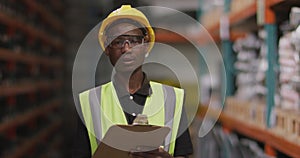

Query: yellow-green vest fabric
[79,81,184,156]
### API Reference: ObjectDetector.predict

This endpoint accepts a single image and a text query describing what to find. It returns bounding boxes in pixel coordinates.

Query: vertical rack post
[222,0,235,97]
[264,0,277,129]
[222,40,234,96]
[197,0,203,21]
[264,0,277,156]
[220,1,233,158]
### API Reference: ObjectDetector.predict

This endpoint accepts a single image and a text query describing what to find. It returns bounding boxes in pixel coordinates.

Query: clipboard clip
[133,114,149,125]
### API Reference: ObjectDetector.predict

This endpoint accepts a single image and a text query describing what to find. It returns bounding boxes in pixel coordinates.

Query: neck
[114,67,144,94]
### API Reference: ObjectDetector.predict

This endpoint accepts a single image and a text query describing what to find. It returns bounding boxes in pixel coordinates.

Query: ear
[142,34,149,47]
[144,35,150,42]
[103,38,110,56]
[104,48,109,56]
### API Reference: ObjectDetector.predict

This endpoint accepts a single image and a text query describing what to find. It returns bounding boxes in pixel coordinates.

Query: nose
[122,41,131,52]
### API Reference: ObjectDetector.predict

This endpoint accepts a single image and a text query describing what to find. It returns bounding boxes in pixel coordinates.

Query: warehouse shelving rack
[156,0,300,157]
[0,99,62,132]
[6,120,62,158]
[197,0,300,157]
[0,0,65,157]
[198,105,300,157]
[0,11,63,49]
[0,48,63,67]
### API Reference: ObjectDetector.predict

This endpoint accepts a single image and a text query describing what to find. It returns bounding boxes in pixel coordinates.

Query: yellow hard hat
[98,5,155,53]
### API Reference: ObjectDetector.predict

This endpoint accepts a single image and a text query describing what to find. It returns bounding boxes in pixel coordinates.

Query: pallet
[225,97,266,129]
[273,108,300,144]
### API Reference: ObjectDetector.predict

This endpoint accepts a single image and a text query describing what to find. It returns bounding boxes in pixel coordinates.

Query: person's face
[104,23,148,73]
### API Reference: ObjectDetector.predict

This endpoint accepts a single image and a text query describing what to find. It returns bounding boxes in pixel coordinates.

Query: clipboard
[92,124,170,158]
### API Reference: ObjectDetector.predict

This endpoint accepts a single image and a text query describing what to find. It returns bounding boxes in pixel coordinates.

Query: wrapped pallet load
[279,7,300,111]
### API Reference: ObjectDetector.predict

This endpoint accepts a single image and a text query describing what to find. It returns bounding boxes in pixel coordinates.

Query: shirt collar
[113,72,152,98]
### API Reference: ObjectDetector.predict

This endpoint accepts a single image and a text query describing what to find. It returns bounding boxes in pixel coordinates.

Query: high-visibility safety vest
[79,81,184,156]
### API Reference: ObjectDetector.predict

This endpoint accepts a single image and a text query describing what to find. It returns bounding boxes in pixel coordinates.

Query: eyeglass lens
[109,35,144,48]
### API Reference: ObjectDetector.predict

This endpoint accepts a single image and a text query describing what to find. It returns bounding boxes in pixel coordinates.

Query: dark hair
[104,18,148,36]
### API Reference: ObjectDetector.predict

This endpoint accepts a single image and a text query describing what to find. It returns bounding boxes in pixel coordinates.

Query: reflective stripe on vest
[79,81,184,156]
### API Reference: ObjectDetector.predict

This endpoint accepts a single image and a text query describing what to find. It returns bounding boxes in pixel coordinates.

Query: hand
[129,146,173,158]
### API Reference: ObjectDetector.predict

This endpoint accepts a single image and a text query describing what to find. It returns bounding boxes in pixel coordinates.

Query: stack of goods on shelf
[278,7,300,111]
[278,31,300,110]
[273,7,300,145]
[0,0,64,157]
[233,33,266,101]
[225,33,271,127]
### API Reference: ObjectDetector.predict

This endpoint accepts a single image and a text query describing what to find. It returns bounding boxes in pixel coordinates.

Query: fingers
[129,148,158,158]
[129,148,172,158]
[158,146,165,152]
[128,152,144,158]
[129,151,153,158]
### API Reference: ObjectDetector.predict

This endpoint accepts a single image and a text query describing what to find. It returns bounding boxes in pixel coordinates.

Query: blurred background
[0,0,300,157]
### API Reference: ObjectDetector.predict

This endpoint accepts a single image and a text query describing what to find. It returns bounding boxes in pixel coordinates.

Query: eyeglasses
[108,35,144,49]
